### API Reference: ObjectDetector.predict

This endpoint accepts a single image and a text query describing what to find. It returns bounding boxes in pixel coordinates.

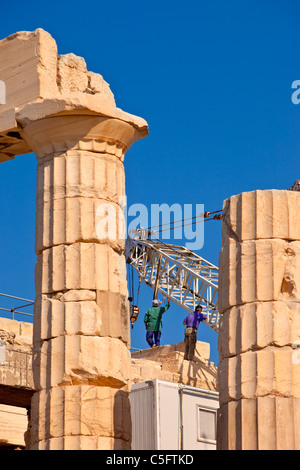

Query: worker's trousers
[146,330,161,347]
[184,327,197,361]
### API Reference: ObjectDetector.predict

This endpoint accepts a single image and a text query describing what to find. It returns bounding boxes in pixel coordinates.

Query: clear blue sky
[0,0,300,364]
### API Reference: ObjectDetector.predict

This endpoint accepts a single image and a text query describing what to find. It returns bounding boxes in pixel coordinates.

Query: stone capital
[21,113,146,160]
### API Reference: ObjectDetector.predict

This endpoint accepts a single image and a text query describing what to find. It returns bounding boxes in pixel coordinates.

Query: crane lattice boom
[125,230,220,332]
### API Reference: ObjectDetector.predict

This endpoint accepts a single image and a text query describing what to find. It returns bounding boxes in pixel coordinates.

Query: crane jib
[125,235,220,332]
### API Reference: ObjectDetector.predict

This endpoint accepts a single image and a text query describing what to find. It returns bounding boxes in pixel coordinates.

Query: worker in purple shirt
[183,305,207,361]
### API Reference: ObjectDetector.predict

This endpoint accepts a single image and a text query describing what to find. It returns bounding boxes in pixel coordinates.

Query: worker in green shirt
[144,297,170,348]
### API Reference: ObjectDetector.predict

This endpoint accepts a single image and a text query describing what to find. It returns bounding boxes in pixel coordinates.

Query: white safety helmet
[152,299,160,307]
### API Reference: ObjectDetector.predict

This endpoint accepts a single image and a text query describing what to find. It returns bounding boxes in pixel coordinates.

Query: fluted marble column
[217,190,300,450]
[22,113,147,450]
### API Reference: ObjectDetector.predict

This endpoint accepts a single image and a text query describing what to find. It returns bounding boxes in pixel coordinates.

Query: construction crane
[125,228,220,332]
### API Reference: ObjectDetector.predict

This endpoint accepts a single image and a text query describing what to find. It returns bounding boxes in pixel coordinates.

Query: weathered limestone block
[0,317,32,347]
[55,289,97,302]
[87,71,116,106]
[0,404,28,448]
[218,301,300,360]
[33,336,131,390]
[131,340,211,363]
[0,29,59,161]
[0,29,146,163]
[57,54,116,108]
[35,150,125,205]
[33,291,130,346]
[222,190,300,244]
[218,347,300,404]
[219,239,300,313]
[2,348,33,390]
[131,341,218,391]
[30,385,131,446]
[0,29,59,117]
[131,357,183,385]
[96,290,130,343]
[31,436,130,450]
[33,295,102,342]
[36,197,125,254]
[0,318,33,395]
[35,243,127,297]
[58,54,89,94]
[161,351,218,390]
[217,397,300,450]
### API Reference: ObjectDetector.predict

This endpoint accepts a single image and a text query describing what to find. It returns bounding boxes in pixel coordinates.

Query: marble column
[22,113,147,450]
[217,190,300,450]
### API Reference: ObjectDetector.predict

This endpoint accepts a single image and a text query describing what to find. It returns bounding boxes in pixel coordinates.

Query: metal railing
[0,293,34,321]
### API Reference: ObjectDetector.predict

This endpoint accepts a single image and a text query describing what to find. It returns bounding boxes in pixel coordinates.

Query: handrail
[0,293,34,321]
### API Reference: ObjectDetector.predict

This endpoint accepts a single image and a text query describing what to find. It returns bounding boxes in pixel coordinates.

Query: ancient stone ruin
[0,29,299,450]
[218,190,300,449]
[0,28,148,450]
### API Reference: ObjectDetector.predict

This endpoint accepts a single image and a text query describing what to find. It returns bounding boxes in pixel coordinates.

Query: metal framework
[0,293,34,321]
[125,231,220,332]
